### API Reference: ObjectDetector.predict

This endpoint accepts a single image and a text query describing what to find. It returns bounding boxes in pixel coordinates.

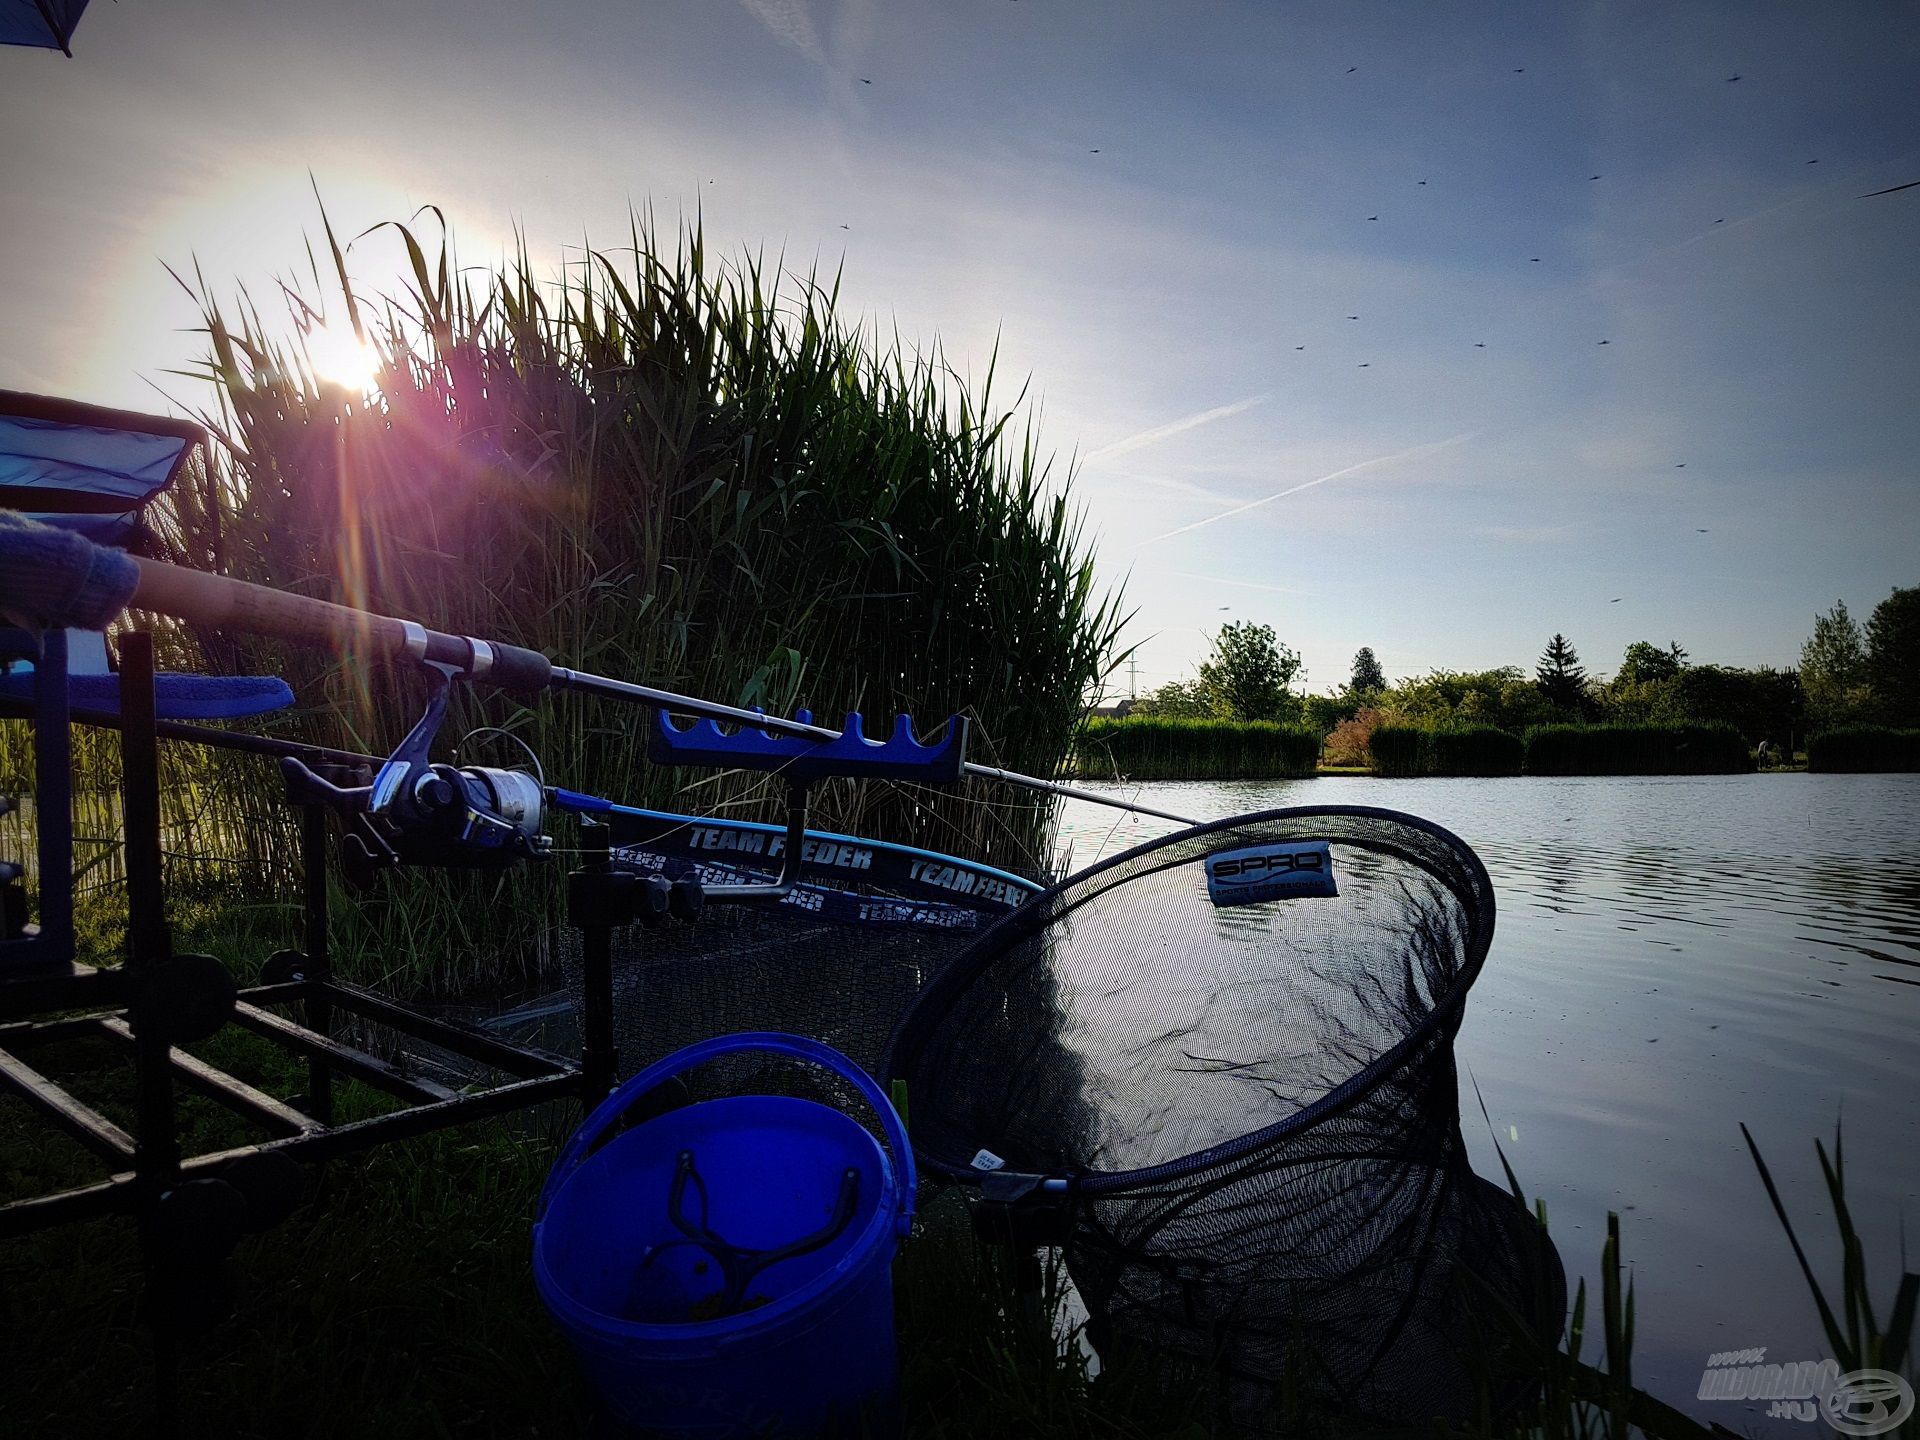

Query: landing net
[885,806,1564,1425]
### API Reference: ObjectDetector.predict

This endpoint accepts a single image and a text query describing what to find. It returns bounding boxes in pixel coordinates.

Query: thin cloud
[1104,471,1243,506]
[737,0,826,66]
[1484,524,1575,542]
[1155,569,1315,596]
[1131,432,1476,549]
[1083,393,1267,464]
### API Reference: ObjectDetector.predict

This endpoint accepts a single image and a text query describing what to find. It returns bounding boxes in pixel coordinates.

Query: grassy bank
[4,892,1912,1438]
[1069,716,1319,781]
[1808,725,1920,772]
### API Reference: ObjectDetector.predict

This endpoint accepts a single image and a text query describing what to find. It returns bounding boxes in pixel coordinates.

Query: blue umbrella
[0,0,92,56]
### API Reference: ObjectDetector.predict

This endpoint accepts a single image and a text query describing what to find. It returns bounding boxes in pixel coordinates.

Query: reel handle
[279,756,372,813]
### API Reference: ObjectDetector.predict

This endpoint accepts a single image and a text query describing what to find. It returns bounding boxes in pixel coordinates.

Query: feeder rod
[960,764,1199,828]
[119,556,1200,828]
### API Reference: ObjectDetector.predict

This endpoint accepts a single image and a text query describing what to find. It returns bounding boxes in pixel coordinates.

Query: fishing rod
[115,550,1202,828]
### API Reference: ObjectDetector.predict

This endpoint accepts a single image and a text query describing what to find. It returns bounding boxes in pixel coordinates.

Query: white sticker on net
[970,1149,1006,1172]
[1204,839,1338,907]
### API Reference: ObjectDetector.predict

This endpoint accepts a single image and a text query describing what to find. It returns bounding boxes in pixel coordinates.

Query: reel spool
[279,667,552,876]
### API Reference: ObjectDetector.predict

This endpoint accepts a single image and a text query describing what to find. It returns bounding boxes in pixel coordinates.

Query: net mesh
[885,806,1566,1426]
[557,838,1025,1081]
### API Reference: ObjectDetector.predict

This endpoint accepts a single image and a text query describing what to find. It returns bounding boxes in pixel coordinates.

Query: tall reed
[1069,716,1318,781]
[134,209,1126,987]
[1368,723,1522,777]
[1808,726,1920,773]
[1522,723,1749,776]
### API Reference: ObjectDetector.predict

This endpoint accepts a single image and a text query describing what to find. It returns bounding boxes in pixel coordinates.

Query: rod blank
[117,554,1198,828]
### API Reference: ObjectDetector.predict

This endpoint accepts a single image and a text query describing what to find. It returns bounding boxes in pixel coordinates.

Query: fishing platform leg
[298,802,334,1124]
[569,819,623,1104]
[119,634,184,1435]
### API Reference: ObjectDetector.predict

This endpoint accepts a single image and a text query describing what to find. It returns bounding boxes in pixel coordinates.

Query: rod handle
[129,556,551,693]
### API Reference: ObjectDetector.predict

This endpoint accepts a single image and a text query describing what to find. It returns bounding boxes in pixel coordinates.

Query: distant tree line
[1122,585,1920,755]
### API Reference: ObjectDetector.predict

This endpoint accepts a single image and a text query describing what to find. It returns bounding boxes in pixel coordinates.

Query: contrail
[1630,146,1920,266]
[1132,432,1475,549]
[1084,393,1267,463]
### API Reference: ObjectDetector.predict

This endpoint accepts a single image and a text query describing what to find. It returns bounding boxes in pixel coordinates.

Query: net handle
[539,1031,915,1235]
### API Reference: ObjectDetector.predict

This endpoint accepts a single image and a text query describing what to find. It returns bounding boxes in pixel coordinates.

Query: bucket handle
[541,1031,916,1238]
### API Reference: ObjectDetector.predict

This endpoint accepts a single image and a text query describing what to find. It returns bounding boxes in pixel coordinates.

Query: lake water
[1054,773,1920,1430]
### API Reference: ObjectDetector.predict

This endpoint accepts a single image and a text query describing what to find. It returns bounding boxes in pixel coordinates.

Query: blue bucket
[533,1032,915,1438]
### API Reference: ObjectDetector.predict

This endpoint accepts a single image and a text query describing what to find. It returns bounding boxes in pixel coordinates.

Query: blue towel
[0,671,295,720]
[0,510,138,629]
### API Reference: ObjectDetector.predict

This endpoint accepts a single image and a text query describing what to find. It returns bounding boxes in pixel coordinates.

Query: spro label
[1204,840,1337,906]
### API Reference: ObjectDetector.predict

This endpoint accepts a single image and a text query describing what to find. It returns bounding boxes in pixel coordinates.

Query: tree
[1616,640,1688,686]
[1302,690,1356,736]
[1800,601,1868,727]
[1388,667,1555,732]
[1197,621,1301,721]
[1349,646,1387,694]
[1535,634,1588,713]
[1866,586,1920,724]
[1673,665,1804,749]
[1130,678,1212,718]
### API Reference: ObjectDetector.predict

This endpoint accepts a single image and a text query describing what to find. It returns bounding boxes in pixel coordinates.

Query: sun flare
[305,324,383,394]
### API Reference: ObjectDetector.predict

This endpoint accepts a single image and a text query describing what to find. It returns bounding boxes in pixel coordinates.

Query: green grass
[1807,726,1920,773]
[1069,716,1319,781]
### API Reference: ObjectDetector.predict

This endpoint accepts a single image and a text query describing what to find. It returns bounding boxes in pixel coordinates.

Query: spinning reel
[280,663,551,881]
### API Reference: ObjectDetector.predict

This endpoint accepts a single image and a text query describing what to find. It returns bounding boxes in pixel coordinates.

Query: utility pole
[1128,656,1138,700]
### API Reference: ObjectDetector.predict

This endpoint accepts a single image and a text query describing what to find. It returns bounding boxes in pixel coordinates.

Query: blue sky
[2,0,1916,695]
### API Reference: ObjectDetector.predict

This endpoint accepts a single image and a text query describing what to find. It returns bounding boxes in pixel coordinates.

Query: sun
[305,323,383,394]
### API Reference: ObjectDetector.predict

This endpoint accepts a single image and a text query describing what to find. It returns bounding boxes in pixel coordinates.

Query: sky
[2,0,1917,697]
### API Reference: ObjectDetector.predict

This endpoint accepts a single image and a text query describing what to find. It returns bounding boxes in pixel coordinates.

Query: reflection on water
[1056,774,1920,1432]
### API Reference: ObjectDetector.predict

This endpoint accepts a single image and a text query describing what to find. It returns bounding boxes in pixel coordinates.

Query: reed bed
[1368,723,1432,778]
[1522,723,1750,776]
[1807,726,1920,773]
[1069,716,1319,781]
[0,721,295,906]
[113,210,1125,989]
[1430,725,1525,776]
[1367,723,1522,778]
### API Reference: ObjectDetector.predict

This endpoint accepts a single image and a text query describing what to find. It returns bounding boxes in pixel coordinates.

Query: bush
[1807,726,1920,773]
[1522,723,1750,776]
[1321,707,1382,767]
[1070,717,1319,780]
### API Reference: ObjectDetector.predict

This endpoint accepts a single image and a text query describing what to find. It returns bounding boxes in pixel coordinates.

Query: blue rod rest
[648,708,969,784]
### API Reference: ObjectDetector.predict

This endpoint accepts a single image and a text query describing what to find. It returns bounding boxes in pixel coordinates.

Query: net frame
[885,805,1496,1193]
[882,805,1563,1427]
